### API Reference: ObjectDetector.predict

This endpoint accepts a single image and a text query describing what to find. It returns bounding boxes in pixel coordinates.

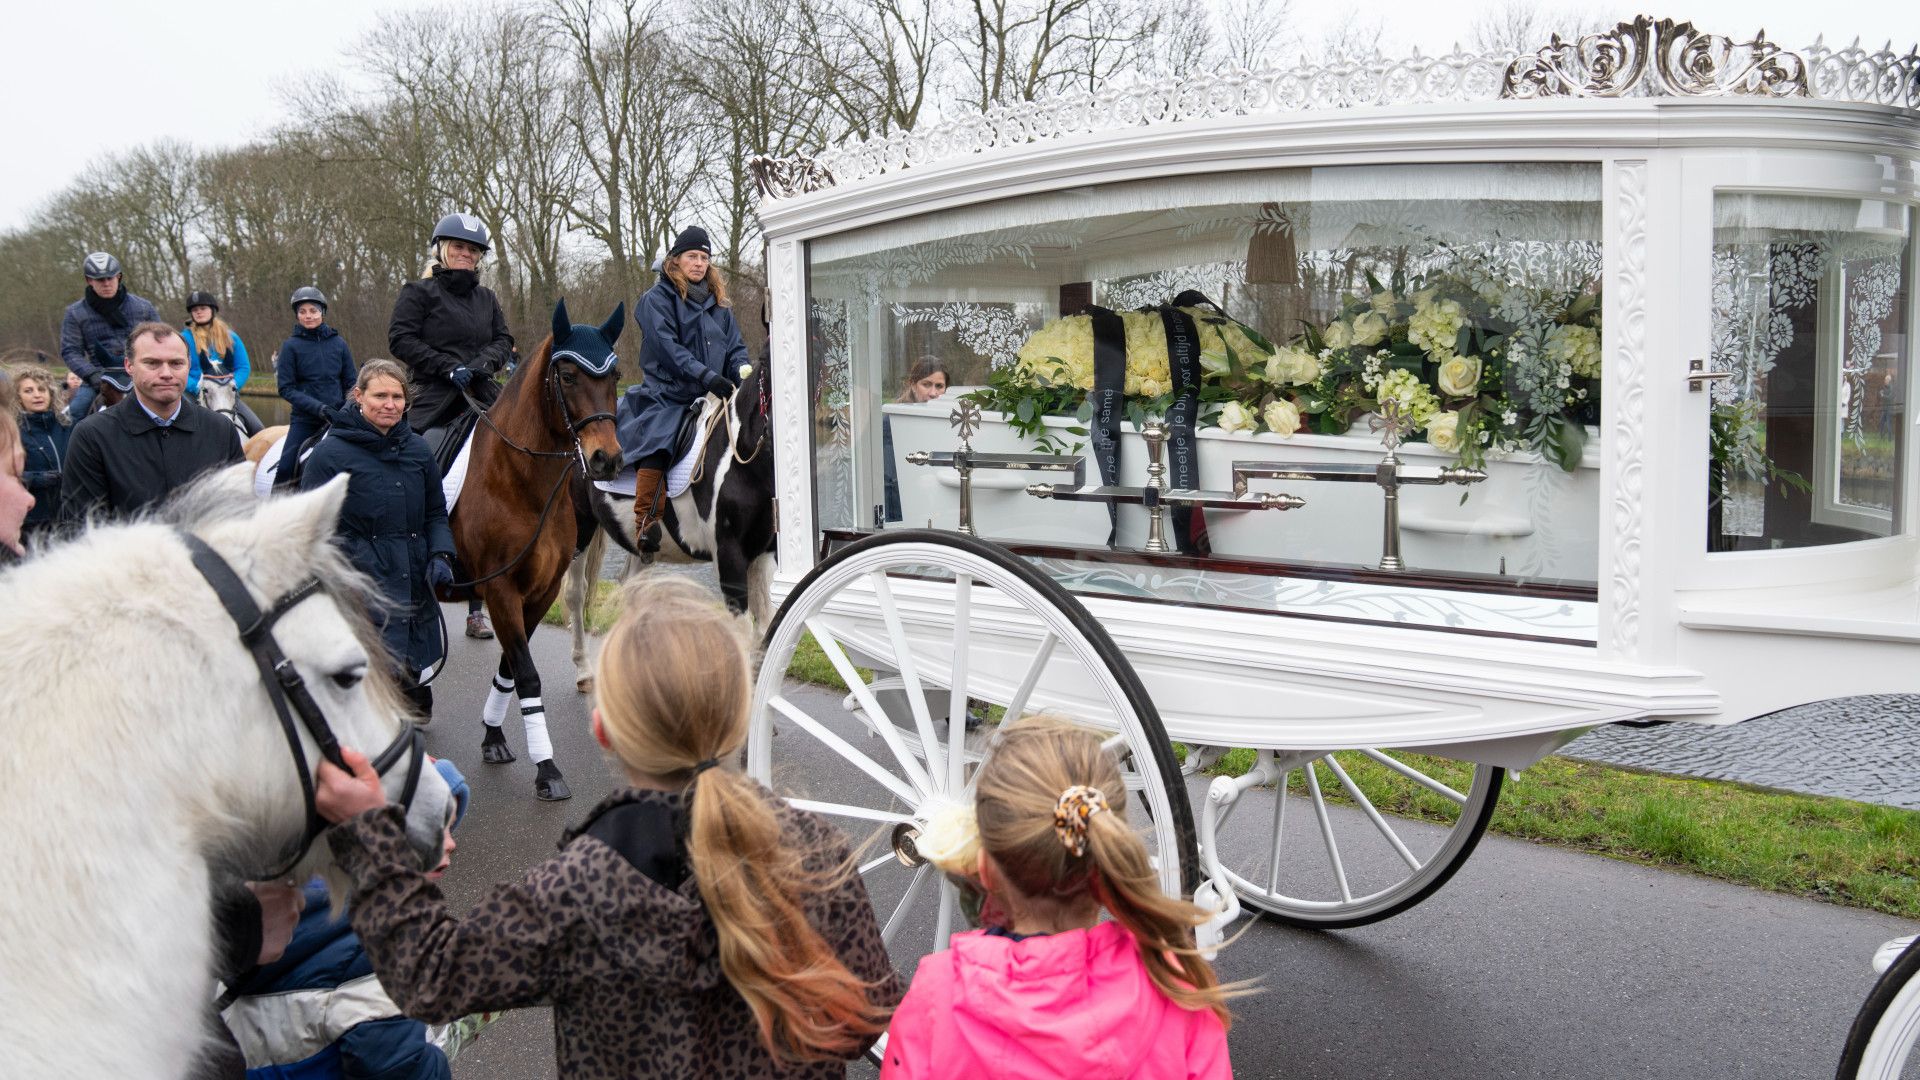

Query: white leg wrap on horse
[483,683,513,727]
[521,698,553,762]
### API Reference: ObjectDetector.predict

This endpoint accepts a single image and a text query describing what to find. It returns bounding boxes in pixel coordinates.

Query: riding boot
[631,468,666,537]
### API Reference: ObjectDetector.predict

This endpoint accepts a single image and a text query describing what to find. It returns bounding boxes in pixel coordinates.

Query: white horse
[0,465,452,1077]
[197,372,252,442]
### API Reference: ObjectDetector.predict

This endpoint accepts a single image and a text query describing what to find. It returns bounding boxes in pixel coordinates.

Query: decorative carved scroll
[1503,16,1809,99]
[748,155,836,200]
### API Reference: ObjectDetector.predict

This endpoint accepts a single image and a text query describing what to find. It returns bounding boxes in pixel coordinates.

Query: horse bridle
[465,354,616,475]
[184,533,427,880]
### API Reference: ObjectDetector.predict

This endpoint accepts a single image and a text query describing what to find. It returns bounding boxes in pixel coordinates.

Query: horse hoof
[480,726,516,764]
[534,761,572,801]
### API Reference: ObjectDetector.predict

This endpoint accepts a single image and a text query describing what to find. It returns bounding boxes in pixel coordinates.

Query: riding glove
[449,366,475,391]
[703,370,735,397]
[427,554,455,588]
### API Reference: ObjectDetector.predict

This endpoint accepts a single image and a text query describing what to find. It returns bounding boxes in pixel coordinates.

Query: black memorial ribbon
[1087,306,1127,546]
[1157,303,1210,556]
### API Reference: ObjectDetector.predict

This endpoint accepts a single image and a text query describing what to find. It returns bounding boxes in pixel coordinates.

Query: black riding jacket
[388,268,514,432]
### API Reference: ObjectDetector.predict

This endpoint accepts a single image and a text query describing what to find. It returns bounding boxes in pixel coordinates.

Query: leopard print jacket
[328,784,902,1078]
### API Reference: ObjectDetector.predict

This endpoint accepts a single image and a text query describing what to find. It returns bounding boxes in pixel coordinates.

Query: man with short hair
[59,252,162,419]
[60,322,245,523]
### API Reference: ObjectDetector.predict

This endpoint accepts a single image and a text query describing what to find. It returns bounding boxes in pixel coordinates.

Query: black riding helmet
[83,252,121,280]
[289,286,328,312]
[431,213,491,252]
[186,290,220,313]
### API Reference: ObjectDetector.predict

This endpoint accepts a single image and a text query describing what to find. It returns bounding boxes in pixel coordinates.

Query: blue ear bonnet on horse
[548,297,624,376]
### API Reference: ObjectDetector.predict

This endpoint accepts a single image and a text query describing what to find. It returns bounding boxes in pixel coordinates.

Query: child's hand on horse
[316,747,389,823]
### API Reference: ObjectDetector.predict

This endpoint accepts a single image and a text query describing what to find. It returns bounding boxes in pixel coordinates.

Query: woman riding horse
[616,226,750,537]
[182,290,263,435]
[389,212,513,640]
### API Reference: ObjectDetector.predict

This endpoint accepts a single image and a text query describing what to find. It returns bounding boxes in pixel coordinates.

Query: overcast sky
[1,0,1909,231]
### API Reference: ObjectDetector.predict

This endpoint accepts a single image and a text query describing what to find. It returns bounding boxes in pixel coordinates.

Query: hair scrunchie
[1053,785,1108,858]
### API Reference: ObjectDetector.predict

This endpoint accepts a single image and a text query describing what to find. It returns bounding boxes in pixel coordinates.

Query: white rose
[1323,320,1352,349]
[1350,312,1388,347]
[1217,401,1258,435]
[1436,355,1482,398]
[1425,411,1463,453]
[1263,398,1301,437]
[1371,289,1400,315]
[1138,378,1163,398]
[1266,346,1320,386]
[914,796,980,875]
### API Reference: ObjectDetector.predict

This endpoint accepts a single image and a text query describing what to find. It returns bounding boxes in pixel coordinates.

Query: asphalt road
[409,599,1917,1079]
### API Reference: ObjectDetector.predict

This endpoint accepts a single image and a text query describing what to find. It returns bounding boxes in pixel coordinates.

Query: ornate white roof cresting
[751,15,1920,201]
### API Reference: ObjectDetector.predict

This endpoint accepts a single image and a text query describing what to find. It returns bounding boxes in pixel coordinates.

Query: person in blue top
[299,360,455,719]
[274,287,356,491]
[183,290,264,435]
[222,758,472,1079]
[59,251,161,419]
[615,226,750,536]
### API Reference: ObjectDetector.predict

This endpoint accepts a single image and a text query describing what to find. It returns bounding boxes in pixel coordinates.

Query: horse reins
[183,533,427,880]
[686,371,769,487]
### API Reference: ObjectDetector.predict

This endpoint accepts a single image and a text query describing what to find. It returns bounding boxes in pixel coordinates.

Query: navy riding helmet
[431,213,491,252]
[83,252,121,280]
[289,286,328,312]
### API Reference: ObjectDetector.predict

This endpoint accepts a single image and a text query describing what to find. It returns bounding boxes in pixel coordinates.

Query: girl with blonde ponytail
[314,575,899,1079]
[880,714,1237,1079]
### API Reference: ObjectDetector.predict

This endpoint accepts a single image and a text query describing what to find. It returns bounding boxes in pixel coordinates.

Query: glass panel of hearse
[1706,194,1911,553]
[807,164,1603,626]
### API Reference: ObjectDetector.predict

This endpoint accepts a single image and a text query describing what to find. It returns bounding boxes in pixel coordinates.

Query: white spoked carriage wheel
[1838,936,1920,1079]
[1198,746,1504,928]
[749,530,1197,999]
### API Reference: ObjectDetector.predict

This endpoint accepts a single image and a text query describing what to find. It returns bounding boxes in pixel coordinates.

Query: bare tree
[1209,0,1294,69]
[1469,2,1618,55]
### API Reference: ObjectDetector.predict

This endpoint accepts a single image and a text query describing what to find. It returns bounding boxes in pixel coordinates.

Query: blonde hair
[10,365,68,426]
[187,314,234,362]
[595,576,888,1061]
[663,252,730,306]
[355,359,413,402]
[975,714,1235,1027]
[0,408,20,477]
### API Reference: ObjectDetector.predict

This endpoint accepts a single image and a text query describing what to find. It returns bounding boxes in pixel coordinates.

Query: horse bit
[184,533,428,879]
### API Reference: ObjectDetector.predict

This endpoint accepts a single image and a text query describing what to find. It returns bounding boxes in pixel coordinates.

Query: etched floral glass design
[1708,194,1911,550]
[805,163,1605,631]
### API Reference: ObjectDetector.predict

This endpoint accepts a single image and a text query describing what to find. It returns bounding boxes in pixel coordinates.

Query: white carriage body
[757,24,1920,765]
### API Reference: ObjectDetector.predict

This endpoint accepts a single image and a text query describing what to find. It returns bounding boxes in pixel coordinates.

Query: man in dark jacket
[59,252,162,419]
[59,322,245,523]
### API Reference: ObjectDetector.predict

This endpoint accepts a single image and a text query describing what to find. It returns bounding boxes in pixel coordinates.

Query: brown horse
[445,299,625,800]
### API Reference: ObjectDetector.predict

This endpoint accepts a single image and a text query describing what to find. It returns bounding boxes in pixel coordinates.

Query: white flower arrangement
[1407,297,1466,358]
[1546,323,1602,379]
[1217,400,1260,435]
[1435,355,1483,398]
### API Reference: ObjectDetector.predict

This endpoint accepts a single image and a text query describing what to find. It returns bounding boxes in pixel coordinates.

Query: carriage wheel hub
[890,822,927,868]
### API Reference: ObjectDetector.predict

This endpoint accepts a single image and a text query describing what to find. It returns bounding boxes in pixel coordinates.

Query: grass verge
[1174,744,1920,918]
[554,581,1919,917]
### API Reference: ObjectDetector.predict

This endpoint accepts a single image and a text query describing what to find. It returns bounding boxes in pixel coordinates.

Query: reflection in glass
[1709,195,1910,551]
[805,164,1605,629]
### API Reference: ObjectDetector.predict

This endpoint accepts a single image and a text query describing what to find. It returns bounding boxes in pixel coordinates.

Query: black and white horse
[564,360,776,690]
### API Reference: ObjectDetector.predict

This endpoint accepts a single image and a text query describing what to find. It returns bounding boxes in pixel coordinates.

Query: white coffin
[887,395,1601,583]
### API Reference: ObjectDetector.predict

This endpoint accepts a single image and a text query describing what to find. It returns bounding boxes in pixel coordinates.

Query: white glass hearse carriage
[743,16,1920,974]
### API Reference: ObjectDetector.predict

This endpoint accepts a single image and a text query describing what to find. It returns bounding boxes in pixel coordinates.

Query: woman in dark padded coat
[388,211,511,639]
[301,360,455,717]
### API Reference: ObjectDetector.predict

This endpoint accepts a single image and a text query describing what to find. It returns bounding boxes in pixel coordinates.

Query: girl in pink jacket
[880,715,1235,1079]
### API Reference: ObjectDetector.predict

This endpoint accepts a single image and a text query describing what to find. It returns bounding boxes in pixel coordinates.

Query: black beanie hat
[669,226,711,257]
